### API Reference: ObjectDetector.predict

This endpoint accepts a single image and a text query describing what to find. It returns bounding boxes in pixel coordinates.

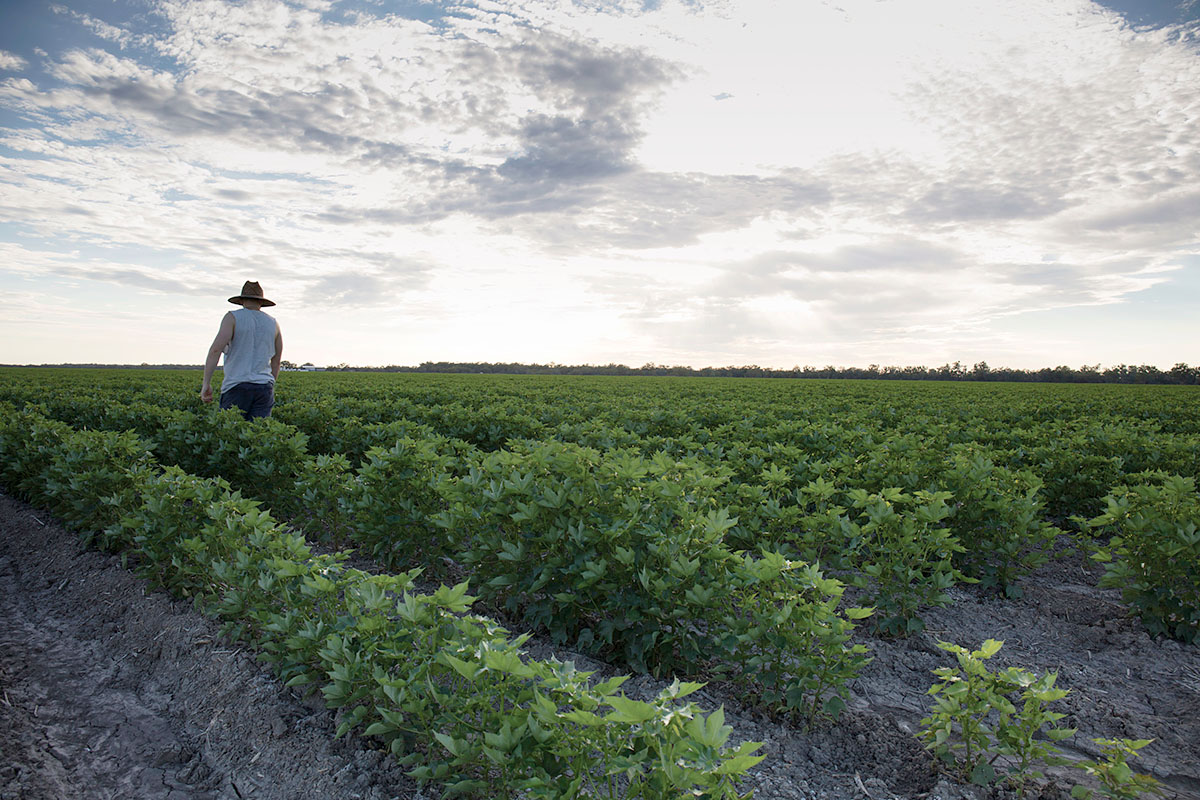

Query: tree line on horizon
[9,360,1198,384]
[350,360,1200,384]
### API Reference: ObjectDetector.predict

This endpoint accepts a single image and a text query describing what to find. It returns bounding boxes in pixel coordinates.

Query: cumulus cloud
[0,51,28,71]
[469,170,832,251]
[1084,191,1200,231]
[0,241,219,295]
[49,264,201,294]
[302,272,412,307]
[50,5,143,49]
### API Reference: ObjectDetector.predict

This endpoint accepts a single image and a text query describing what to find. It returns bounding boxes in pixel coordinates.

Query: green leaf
[823,695,847,720]
[444,779,489,796]
[605,695,657,724]
[687,706,728,747]
[561,709,604,727]
[979,639,1003,657]
[592,675,629,695]
[441,654,478,680]
[714,751,767,775]
[433,732,461,756]
[970,761,997,785]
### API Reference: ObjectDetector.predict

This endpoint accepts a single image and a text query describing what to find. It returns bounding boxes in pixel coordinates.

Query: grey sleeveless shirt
[221,307,277,392]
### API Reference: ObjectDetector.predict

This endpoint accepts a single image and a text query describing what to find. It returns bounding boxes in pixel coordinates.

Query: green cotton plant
[270,396,342,454]
[918,639,1075,793]
[34,392,112,431]
[837,432,943,495]
[99,399,184,443]
[83,442,768,798]
[1085,473,1200,642]
[325,416,442,466]
[844,488,967,636]
[939,449,1060,598]
[148,405,312,504]
[720,479,803,552]
[437,440,734,675]
[994,669,1077,797]
[719,551,872,724]
[0,407,151,542]
[1071,739,1164,800]
[110,466,260,596]
[785,476,857,573]
[553,417,648,452]
[210,524,373,690]
[312,578,765,800]
[575,681,765,800]
[409,661,764,800]
[719,455,817,551]
[0,401,20,489]
[1020,432,1125,522]
[437,438,873,720]
[0,404,75,500]
[38,427,154,539]
[282,452,353,542]
[340,434,472,575]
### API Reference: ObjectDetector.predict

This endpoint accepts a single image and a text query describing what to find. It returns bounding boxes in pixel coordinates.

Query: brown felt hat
[228,280,276,307]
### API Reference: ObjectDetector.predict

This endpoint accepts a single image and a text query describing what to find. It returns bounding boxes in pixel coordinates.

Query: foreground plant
[845,488,966,636]
[720,552,873,724]
[1085,473,1200,643]
[939,448,1060,598]
[1071,739,1163,800]
[918,639,1075,793]
[2,407,769,800]
[436,439,873,722]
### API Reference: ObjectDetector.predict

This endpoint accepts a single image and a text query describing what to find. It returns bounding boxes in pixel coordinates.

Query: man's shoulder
[232,307,273,318]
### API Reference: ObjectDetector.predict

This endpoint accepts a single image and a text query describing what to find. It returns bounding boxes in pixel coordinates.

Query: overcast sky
[1,0,1197,369]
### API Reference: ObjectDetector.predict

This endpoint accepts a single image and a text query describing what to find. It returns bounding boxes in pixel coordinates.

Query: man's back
[221,307,278,393]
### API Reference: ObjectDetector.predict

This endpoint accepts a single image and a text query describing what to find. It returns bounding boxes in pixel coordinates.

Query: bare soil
[2,491,1197,800]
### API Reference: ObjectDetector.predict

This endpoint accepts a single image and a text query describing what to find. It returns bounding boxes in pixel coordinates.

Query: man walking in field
[201,281,283,419]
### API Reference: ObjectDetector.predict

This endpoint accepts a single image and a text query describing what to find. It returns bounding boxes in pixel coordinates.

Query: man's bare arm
[271,324,283,380]
[201,312,236,403]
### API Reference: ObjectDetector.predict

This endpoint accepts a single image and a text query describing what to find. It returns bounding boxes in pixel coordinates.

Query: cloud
[497,114,638,183]
[894,13,1200,236]
[1083,190,1200,231]
[584,227,1181,364]
[789,239,966,274]
[1,0,1198,368]
[51,5,141,49]
[301,269,429,308]
[0,242,217,296]
[472,169,832,250]
[0,51,28,71]
[49,264,200,294]
[9,4,683,227]
[906,181,1071,224]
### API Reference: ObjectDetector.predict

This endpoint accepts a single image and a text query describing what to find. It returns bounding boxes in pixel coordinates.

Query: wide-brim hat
[228,280,276,307]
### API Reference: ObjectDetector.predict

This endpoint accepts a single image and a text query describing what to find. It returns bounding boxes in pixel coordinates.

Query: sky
[0,0,1197,370]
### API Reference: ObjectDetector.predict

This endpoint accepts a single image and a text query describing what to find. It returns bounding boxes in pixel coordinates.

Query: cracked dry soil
[1,491,1197,800]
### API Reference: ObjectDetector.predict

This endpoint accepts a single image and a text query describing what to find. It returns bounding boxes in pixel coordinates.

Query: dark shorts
[219,381,275,420]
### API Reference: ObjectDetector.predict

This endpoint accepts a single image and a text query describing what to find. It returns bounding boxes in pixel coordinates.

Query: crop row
[6,369,1199,526]
[7,394,876,717]
[0,403,765,799]
[5,373,1197,659]
[0,370,1193,795]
